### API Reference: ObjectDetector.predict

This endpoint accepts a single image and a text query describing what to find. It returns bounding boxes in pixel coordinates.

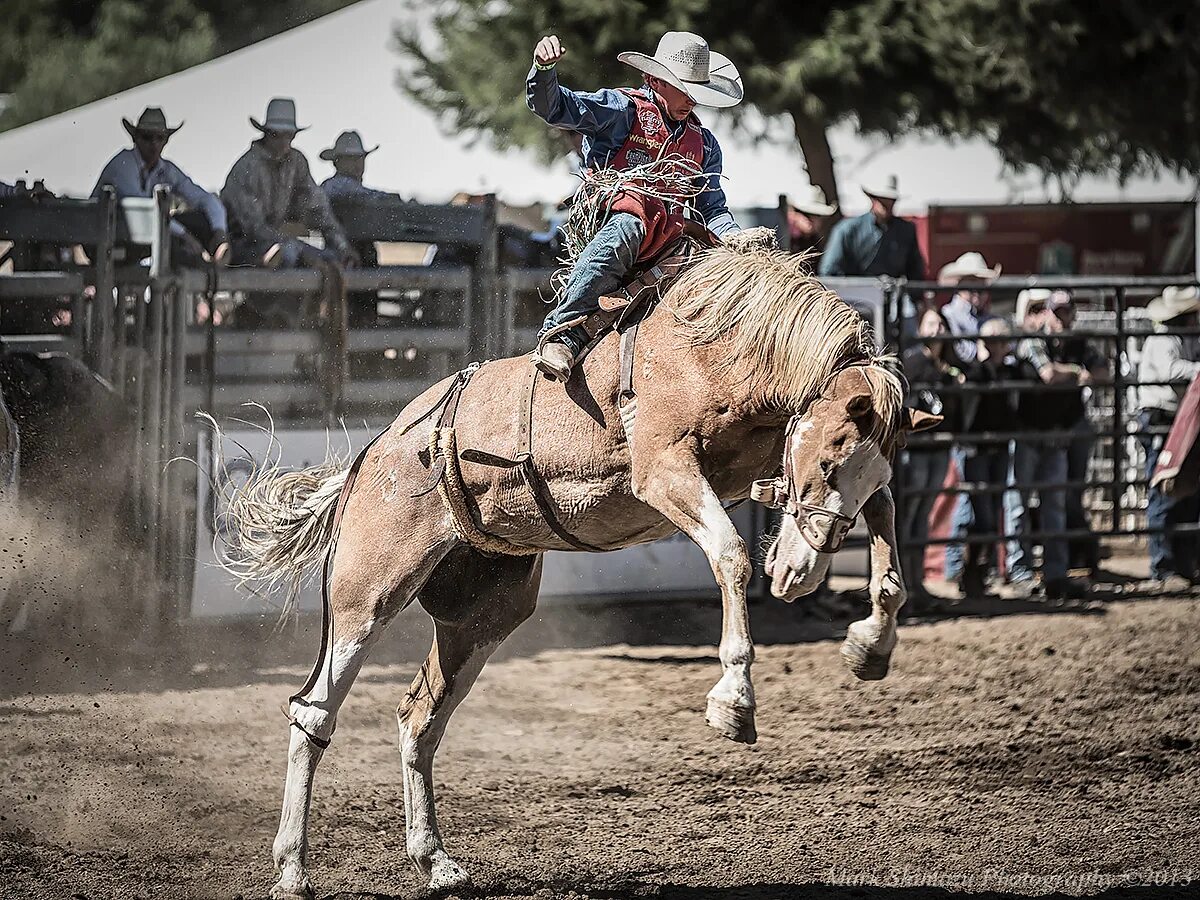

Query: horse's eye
[819,460,834,481]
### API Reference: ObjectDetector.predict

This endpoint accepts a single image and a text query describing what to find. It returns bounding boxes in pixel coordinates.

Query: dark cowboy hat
[319,130,379,161]
[122,107,183,138]
[250,98,309,134]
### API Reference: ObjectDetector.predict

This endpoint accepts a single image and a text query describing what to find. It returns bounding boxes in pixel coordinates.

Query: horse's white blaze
[771,436,892,601]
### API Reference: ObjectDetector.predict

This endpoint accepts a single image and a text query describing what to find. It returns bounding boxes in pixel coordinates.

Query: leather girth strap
[459,363,607,553]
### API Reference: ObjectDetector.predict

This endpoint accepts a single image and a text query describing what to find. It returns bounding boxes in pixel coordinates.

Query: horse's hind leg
[398,547,542,892]
[271,519,456,900]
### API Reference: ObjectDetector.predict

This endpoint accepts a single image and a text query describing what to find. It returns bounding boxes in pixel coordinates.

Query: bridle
[750,412,858,554]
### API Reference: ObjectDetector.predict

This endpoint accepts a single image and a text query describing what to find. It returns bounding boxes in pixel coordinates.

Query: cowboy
[1137,286,1200,589]
[525,31,744,381]
[221,98,357,270]
[937,251,1002,589]
[817,175,926,280]
[938,251,1002,363]
[787,182,838,257]
[92,107,229,264]
[319,131,398,201]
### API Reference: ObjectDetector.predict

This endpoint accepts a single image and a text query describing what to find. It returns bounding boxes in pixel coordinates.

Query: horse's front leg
[634,449,756,743]
[841,486,905,681]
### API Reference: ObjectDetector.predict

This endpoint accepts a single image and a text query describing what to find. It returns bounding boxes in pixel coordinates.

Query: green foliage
[0,0,357,132]
[398,0,1200,195]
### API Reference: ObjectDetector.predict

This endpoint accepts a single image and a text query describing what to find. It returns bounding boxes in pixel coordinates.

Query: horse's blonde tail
[201,411,352,623]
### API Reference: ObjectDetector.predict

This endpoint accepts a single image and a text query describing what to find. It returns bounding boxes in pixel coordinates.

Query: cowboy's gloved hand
[534,35,565,67]
[721,226,778,253]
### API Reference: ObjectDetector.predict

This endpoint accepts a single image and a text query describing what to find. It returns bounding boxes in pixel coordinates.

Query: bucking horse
[216,238,940,898]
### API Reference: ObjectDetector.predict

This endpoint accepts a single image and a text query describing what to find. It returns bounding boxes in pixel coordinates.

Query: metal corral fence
[885,276,1200,572]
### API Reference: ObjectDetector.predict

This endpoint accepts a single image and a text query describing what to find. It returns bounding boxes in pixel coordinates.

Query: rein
[750,413,858,554]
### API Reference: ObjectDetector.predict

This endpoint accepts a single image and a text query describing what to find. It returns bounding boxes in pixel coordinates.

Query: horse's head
[759,366,940,601]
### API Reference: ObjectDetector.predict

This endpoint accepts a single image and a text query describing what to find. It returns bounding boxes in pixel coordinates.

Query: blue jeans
[539,212,645,356]
[897,449,949,590]
[1005,440,1069,583]
[1138,410,1200,579]
[945,444,1009,580]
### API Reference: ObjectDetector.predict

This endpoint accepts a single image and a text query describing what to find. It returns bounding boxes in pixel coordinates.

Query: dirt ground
[2,592,1199,900]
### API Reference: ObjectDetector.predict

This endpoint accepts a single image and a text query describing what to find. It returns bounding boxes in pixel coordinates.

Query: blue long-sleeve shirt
[817,211,926,280]
[525,65,738,235]
[92,147,228,236]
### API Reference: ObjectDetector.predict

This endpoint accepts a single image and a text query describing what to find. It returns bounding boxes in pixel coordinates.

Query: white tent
[0,0,1195,212]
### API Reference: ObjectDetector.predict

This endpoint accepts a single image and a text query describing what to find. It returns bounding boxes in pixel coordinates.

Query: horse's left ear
[846,392,872,418]
[903,408,943,433]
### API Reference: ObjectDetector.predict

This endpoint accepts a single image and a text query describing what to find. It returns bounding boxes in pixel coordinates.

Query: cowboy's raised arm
[695,129,738,236]
[526,35,633,138]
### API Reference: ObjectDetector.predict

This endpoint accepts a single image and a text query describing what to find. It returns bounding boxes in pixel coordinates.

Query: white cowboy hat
[320,130,378,161]
[1015,288,1052,326]
[251,97,308,134]
[1147,285,1200,323]
[938,251,1002,286]
[861,175,902,200]
[617,32,743,109]
[790,183,837,217]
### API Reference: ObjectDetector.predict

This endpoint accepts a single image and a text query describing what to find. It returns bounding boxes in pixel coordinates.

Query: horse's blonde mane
[667,244,902,440]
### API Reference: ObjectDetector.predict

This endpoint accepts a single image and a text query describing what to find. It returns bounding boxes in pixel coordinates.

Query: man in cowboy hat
[92,107,229,264]
[524,31,744,381]
[818,174,926,281]
[319,131,398,201]
[937,251,1002,363]
[786,182,838,257]
[221,98,357,270]
[1137,285,1200,589]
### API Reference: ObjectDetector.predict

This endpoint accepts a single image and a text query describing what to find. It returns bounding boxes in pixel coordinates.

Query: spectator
[319,131,398,201]
[1047,290,1109,572]
[939,251,1001,362]
[946,317,1017,597]
[817,175,926,280]
[786,182,837,258]
[1137,285,1200,590]
[92,107,229,265]
[221,98,357,270]
[899,307,963,606]
[1004,289,1092,601]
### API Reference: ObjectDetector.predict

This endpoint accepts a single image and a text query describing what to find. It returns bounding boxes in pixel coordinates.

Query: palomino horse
[221,241,939,898]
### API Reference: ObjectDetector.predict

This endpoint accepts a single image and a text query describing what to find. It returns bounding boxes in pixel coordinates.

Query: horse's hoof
[706,696,757,744]
[269,874,314,900]
[840,637,891,681]
[427,852,472,895]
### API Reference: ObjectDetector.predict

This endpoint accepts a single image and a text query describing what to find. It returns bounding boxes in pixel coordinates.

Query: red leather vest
[606,89,706,261]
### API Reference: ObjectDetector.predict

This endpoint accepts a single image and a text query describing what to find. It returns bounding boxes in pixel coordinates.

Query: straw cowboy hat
[618,32,743,109]
[1147,285,1200,323]
[790,182,837,217]
[861,174,902,200]
[122,107,182,138]
[251,98,308,134]
[320,130,378,161]
[938,251,1002,285]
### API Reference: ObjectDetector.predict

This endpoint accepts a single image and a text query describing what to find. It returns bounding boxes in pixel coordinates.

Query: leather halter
[750,412,858,554]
